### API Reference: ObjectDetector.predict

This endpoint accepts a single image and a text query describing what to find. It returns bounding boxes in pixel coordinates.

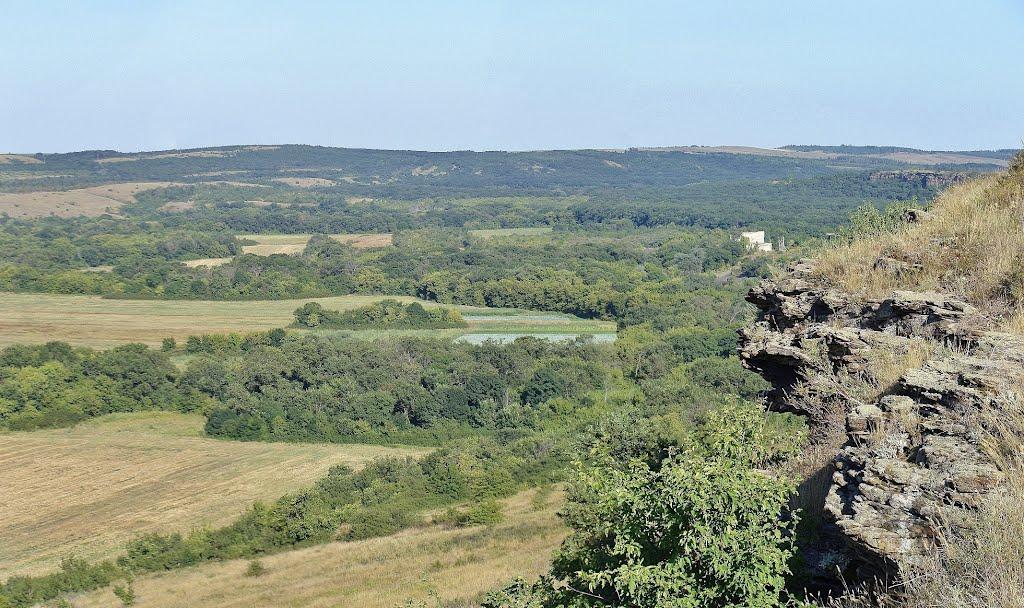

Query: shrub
[245,560,267,578]
[112,580,135,606]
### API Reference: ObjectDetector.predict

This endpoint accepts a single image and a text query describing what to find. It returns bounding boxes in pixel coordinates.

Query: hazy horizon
[4,142,1020,156]
[3,0,1022,153]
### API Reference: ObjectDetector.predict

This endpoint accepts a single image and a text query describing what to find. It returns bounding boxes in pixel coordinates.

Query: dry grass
[886,402,1024,608]
[818,157,1024,608]
[637,146,1008,167]
[271,176,337,188]
[0,412,426,578]
[817,161,1024,325]
[68,488,565,608]
[182,257,232,268]
[0,154,43,164]
[0,182,179,218]
[859,338,934,401]
[0,292,425,348]
[469,227,554,239]
[239,233,393,255]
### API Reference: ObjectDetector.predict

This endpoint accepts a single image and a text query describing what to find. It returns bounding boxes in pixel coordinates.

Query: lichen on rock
[740,260,1018,588]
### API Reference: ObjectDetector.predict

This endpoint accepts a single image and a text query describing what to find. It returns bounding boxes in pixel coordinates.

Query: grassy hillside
[816,152,1024,327]
[69,488,565,608]
[0,292,614,348]
[0,412,427,578]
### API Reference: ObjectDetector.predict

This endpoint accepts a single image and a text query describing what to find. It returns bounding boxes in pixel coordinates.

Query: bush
[488,403,800,608]
[437,498,504,527]
[112,580,135,606]
[244,560,267,578]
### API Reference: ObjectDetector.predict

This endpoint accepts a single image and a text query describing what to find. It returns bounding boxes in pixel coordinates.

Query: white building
[740,230,773,252]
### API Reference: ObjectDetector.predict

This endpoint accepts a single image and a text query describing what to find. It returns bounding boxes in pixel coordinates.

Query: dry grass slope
[817,154,1024,328]
[69,488,565,608]
[0,182,179,218]
[0,412,427,579]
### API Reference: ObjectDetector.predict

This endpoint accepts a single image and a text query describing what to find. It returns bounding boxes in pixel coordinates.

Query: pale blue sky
[2,1,1021,153]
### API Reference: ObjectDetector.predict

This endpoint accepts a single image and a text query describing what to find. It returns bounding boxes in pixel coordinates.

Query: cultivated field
[469,226,554,239]
[71,488,565,608]
[0,412,426,578]
[238,232,394,255]
[271,176,337,188]
[0,182,178,218]
[182,257,233,268]
[0,292,616,348]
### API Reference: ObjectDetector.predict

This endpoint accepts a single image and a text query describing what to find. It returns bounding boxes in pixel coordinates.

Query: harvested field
[238,233,393,255]
[0,412,426,578]
[469,226,554,238]
[182,257,232,268]
[0,182,179,218]
[71,487,565,608]
[271,176,336,187]
[0,292,615,348]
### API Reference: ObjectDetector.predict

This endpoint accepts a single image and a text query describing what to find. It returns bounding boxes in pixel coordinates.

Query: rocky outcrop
[740,261,1018,586]
[868,170,970,189]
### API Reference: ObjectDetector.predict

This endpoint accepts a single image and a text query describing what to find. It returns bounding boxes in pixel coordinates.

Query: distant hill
[0,144,1012,193]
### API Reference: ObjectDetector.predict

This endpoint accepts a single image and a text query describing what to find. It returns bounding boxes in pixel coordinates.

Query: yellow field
[0,292,419,347]
[469,226,554,238]
[183,257,233,268]
[0,182,178,218]
[271,176,337,187]
[0,154,43,164]
[71,488,565,608]
[0,292,615,348]
[238,233,393,255]
[0,412,426,578]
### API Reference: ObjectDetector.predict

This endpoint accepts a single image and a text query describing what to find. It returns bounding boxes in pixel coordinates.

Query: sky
[1,1,1022,153]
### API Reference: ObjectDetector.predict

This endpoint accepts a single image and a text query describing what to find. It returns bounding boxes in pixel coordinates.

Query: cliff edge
[737,156,1024,594]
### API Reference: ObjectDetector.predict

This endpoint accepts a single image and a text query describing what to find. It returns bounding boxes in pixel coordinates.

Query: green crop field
[0,292,615,348]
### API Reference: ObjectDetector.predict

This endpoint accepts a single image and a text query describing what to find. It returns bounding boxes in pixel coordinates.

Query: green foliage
[293,300,466,330]
[0,342,195,431]
[843,198,920,239]
[486,403,801,608]
[244,560,266,578]
[112,579,135,606]
[0,557,122,608]
[160,337,176,352]
[437,498,504,527]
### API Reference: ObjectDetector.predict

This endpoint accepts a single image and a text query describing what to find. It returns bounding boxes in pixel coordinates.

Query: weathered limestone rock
[740,260,1017,587]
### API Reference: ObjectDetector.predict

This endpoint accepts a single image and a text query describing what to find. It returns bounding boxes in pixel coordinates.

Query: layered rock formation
[739,261,1018,585]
